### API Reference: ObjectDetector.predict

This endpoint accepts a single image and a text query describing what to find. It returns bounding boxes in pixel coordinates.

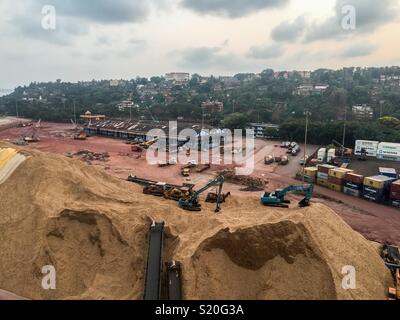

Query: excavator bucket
[298,197,311,208]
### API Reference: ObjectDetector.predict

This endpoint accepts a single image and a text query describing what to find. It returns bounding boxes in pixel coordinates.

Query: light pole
[15,99,19,118]
[73,100,77,124]
[302,110,311,182]
[342,106,347,158]
[379,100,384,118]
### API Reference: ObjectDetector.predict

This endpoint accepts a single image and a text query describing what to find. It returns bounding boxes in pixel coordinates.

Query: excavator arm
[261,184,313,208]
[179,176,225,212]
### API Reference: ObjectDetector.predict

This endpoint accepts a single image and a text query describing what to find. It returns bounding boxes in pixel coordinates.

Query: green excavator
[261,184,314,208]
[179,176,225,212]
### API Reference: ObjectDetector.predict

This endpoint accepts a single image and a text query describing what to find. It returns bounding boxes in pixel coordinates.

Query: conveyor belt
[166,261,182,300]
[143,222,165,300]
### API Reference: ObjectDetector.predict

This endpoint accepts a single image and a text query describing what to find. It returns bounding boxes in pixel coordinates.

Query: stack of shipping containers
[303,167,318,183]
[316,164,335,187]
[328,168,354,192]
[363,175,395,203]
[390,180,400,207]
[343,173,364,197]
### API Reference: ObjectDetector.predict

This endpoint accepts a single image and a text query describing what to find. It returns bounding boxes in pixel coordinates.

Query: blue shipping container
[344,181,363,190]
[363,186,385,202]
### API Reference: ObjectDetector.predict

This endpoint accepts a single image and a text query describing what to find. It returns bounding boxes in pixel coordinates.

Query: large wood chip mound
[0,143,393,300]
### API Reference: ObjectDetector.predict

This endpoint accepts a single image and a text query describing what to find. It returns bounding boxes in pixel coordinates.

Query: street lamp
[302,110,311,182]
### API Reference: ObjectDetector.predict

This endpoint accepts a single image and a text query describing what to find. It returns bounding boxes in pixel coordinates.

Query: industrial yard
[0,116,399,300]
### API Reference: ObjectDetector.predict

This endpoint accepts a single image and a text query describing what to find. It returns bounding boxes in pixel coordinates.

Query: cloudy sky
[1,0,400,88]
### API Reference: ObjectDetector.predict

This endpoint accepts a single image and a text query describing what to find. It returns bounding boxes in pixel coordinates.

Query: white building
[165,72,190,83]
[352,105,374,120]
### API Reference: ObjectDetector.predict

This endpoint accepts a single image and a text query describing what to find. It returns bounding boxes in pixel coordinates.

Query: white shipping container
[317,148,327,162]
[354,140,379,157]
[377,142,400,161]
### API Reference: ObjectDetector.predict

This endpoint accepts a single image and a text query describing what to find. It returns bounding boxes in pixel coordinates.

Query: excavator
[261,184,314,208]
[179,176,225,212]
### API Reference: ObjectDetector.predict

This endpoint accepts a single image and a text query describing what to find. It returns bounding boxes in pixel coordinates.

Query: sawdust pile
[0,143,393,300]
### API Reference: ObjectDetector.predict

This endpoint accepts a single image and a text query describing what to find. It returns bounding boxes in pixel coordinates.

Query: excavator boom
[261,184,313,208]
[179,176,225,212]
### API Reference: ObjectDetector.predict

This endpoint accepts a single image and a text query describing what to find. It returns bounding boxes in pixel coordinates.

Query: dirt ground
[0,121,399,246]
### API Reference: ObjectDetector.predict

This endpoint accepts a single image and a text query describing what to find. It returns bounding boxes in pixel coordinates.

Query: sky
[1,0,400,88]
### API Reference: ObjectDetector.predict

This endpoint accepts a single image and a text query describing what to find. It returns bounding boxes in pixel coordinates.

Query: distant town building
[110,80,120,87]
[201,101,224,113]
[117,101,137,111]
[352,104,374,120]
[165,72,190,83]
[219,76,240,88]
[299,71,311,79]
[80,111,106,122]
[295,84,329,96]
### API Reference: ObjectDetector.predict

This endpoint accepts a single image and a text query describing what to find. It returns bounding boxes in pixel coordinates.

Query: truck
[317,148,327,162]
[354,140,379,157]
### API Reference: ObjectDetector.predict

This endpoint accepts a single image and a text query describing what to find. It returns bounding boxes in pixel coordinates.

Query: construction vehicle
[164,187,193,201]
[74,130,87,140]
[181,168,190,177]
[280,156,289,165]
[332,139,353,157]
[382,243,400,300]
[382,243,400,270]
[264,155,274,165]
[206,191,231,204]
[140,136,159,150]
[274,156,282,163]
[143,183,166,197]
[158,159,177,168]
[196,164,210,173]
[179,176,225,212]
[291,145,301,156]
[131,145,144,152]
[261,184,314,208]
[357,148,367,161]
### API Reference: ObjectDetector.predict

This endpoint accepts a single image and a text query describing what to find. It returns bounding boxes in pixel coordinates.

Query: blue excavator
[179,176,225,212]
[261,184,314,208]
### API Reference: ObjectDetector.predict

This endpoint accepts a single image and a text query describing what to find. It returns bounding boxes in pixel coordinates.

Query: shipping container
[317,148,327,162]
[377,142,400,161]
[317,178,330,188]
[303,175,316,183]
[343,187,361,197]
[329,168,354,179]
[329,183,342,192]
[354,140,379,157]
[391,180,400,192]
[392,200,400,208]
[317,172,329,180]
[391,191,400,201]
[364,175,394,190]
[344,181,363,190]
[344,173,364,185]
[317,164,336,174]
[363,186,385,202]
[328,176,343,186]
[379,167,398,179]
[304,167,318,177]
